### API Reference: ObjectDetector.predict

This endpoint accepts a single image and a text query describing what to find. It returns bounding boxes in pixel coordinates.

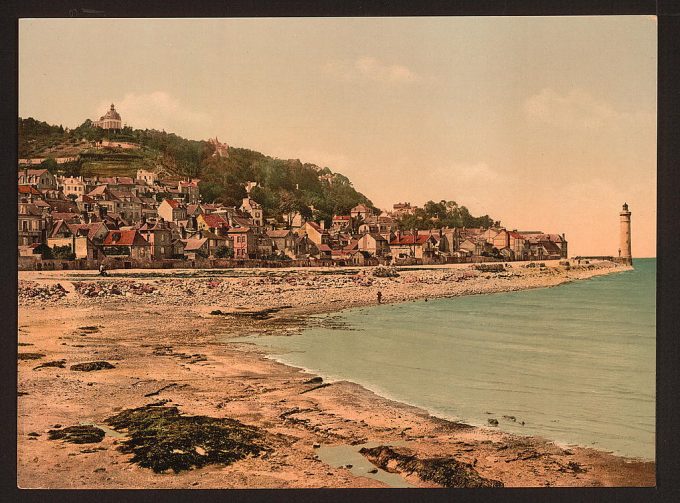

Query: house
[158,199,187,223]
[182,237,210,259]
[18,202,48,246]
[227,227,256,259]
[102,230,151,260]
[316,243,333,259]
[391,202,417,217]
[240,197,264,227]
[256,234,274,258]
[111,191,143,223]
[178,179,200,204]
[196,213,230,233]
[18,169,57,190]
[18,184,44,202]
[389,232,438,260]
[136,169,158,186]
[60,176,90,197]
[267,229,297,258]
[138,220,174,260]
[331,215,351,231]
[508,231,527,259]
[357,232,390,257]
[304,221,329,246]
[47,221,102,259]
[521,232,568,260]
[350,204,371,220]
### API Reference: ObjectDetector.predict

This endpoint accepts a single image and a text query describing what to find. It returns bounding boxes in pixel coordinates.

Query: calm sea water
[246,259,656,460]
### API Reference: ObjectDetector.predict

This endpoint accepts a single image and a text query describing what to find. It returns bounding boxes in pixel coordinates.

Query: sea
[245,258,656,461]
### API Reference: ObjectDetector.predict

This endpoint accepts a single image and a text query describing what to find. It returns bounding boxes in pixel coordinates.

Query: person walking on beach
[377,290,382,304]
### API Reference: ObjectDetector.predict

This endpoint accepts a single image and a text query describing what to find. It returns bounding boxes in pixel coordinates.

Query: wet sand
[17,260,654,488]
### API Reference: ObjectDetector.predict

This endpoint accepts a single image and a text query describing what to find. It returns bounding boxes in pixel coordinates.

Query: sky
[19,16,657,257]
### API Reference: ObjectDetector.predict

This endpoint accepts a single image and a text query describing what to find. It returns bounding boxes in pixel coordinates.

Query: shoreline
[18,259,654,488]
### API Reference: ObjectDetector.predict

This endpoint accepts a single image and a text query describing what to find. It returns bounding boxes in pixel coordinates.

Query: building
[158,199,187,223]
[304,221,329,246]
[102,229,150,259]
[60,176,90,197]
[178,179,200,204]
[18,169,57,190]
[228,227,256,259]
[267,229,297,258]
[619,203,632,264]
[350,204,371,220]
[136,169,158,186]
[357,232,390,257]
[240,197,264,227]
[389,232,438,260]
[139,221,174,260]
[208,137,229,158]
[93,104,123,130]
[18,202,49,246]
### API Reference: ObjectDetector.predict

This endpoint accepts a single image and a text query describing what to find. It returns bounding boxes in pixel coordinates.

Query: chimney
[320,220,325,230]
[198,230,203,239]
[180,225,187,239]
[191,215,198,229]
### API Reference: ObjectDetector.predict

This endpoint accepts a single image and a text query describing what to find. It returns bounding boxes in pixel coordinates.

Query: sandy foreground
[17,260,655,488]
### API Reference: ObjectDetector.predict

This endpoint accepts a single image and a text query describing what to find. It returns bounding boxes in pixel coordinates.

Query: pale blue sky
[19,16,657,256]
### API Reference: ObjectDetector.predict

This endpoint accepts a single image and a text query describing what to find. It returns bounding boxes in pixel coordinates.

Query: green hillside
[18,117,496,228]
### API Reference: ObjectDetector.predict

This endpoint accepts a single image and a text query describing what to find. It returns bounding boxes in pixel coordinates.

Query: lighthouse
[619,203,632,265]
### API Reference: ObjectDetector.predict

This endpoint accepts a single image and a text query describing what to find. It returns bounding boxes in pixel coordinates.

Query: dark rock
[105,405,268,473]
[487,418,499,427]
[368,468,378,474]
[70,361,115,372]
[304,376,323,385]
[18,353,45,361]
[33,359,66,370]
[48,425,105,444]
[209,310,224,315]
[502,415,516,422]
[359,445,503,488]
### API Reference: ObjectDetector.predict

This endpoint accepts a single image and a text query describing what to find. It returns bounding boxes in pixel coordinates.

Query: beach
[17,259,655,488]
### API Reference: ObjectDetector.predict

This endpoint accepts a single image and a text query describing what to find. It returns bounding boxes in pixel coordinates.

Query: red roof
[318,244,332,252]
[163,199,180,208]
[333,215,351,221]
[200,213,229,229]
[18,185,42,195]
[103,230,149,246]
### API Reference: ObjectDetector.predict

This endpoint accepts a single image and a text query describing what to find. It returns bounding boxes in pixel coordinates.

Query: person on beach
[99,263,108,277]
[377,291,382,304]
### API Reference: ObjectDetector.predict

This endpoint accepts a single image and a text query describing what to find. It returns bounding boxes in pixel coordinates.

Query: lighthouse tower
[619,203,632,265]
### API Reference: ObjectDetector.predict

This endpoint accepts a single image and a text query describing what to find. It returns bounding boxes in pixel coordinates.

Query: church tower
[619,203,632,265]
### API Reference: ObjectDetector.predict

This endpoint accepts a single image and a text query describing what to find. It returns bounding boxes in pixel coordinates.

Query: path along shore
[17,259,655,488]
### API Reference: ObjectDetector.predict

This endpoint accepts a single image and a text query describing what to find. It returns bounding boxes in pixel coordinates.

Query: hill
[18,117,496,228]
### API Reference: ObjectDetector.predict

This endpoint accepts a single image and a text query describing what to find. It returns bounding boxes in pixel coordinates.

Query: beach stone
[48,425,105,444]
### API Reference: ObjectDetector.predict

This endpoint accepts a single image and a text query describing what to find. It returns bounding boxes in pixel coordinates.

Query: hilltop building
[93,104,122,130]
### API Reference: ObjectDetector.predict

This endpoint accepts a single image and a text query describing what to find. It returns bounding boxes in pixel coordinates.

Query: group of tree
[395,200,497,230]
[20,117,498,231]
[198,151,375,227]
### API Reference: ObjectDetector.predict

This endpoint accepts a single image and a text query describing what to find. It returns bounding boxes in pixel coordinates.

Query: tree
[52,245,75,260]
[40,157,59,174]
[214,245,234,259]
[33,243,53,259]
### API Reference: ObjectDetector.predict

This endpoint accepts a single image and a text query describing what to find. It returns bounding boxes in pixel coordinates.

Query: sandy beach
[17,260,655,488]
